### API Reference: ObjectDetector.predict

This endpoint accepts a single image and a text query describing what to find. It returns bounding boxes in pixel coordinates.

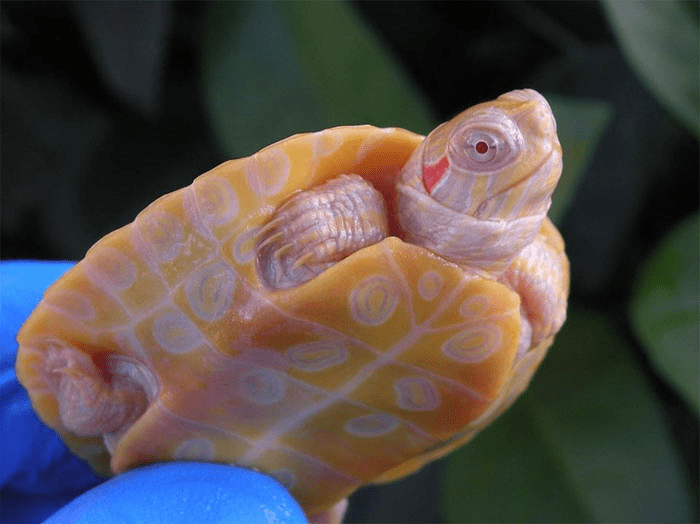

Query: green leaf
[443,400,590,522]
[630,213,700,414]
[202,1,433,158]
[443,309,692,522]
[601,0,699,137]
[278,1,435,134]
[202,2,326,157]
[546,96,612,225]
[71,2,172,113]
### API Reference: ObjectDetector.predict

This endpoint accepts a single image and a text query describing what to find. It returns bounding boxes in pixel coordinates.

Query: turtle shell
[16,125,557,514]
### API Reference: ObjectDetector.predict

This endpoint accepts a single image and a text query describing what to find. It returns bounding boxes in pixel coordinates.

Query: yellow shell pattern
[16,124,566,515]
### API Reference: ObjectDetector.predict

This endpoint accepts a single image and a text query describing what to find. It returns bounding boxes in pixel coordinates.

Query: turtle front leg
[44,344,152,437]
[500,220,569,357]
[256,174,388,290]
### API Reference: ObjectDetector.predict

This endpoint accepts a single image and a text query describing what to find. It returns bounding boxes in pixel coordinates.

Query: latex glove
[0,261,309,524]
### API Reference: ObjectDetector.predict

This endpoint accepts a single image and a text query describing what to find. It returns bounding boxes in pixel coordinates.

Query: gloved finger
[0,261,104,494]
[42,462,309,524]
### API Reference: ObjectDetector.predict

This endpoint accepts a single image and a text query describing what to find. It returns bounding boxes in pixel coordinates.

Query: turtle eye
[463,130,501,165]
[449,115,523,173]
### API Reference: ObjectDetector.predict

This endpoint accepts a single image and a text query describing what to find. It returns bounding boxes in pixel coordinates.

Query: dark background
[4,2,697,270]
[2,2,698,523]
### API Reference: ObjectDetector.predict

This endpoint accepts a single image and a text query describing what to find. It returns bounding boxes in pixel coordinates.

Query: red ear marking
[422,156,449,193]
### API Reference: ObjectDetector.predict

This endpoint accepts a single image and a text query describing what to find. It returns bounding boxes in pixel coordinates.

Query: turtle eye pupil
[475,141,489,154]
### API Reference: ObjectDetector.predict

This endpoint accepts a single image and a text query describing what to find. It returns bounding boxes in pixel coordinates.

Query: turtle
[16,88,568,523]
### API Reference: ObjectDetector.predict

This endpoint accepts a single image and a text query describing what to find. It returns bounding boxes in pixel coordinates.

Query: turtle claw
[290,251,315,271]
[256,230,285,250]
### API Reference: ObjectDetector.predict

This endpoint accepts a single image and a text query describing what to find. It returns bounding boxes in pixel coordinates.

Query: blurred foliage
[279,2,435,134]
[1,1,698,523]
[202,2,327,158]
[601,0,699,138]
[444,309,693,522]
[630,213,699,414]
[70,2,171,114]
[203,1,434,158]
[546,96,612,225]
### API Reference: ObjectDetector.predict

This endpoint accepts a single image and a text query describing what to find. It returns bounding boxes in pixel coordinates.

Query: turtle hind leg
[256,174,388,290]
[44,344,152,438]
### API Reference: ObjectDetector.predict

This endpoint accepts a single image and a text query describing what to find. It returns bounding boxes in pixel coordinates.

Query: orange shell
[16,125,563,515]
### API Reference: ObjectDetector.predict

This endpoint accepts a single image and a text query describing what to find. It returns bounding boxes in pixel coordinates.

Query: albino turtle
[16,89,568,523]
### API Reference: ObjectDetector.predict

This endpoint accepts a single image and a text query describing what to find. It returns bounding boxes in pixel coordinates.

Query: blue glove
[0,261,308,524]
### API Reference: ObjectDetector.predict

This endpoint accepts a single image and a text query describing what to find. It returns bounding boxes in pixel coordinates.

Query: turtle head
[397,89,562,272]
[422,89,561,220]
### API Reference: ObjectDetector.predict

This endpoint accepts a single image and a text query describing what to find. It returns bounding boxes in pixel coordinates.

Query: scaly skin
[16,89,568,524]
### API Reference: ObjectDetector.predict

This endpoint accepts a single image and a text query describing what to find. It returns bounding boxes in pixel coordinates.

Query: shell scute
[396,323,517,402]
[312,128,346,159]
[283,340,376,391]
[272,239,413,352]
[180,259,237,322]
[45,264,131,331]
[133,307,207,361]
[158,356,326,441]
[171,259,247,351]
[191,172,240,236]
[111,401,252,474]
[347,363,487,440]
[247,146,293,199]
[85,245,138,291]
[285,340,350,372]
[222,226,261,283]
[280,401,434,482]
[430,278,521,332]
[97,232,169,315]
[134,191,219,287]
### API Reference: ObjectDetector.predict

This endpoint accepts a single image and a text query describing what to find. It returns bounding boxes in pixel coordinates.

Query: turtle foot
[44,344,152,438]
[256,174,388,290]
